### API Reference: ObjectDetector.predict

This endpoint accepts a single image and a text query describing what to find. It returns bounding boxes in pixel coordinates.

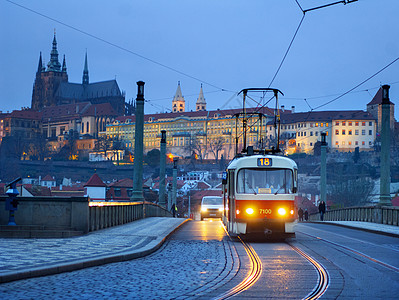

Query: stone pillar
[320,132,327,205]
[131,81,145,202]
[379,84,391,206]
[159,130,167,208]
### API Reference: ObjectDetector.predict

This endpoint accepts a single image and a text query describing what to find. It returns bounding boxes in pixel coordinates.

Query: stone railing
[88,201,172,232]
[309,206,399,226]
[0,197,172,234]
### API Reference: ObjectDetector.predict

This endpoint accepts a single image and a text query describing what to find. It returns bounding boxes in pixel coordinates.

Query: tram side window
[237,168,293,194]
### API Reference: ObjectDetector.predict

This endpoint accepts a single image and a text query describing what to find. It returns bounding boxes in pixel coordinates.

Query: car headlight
[246,208,254,215]
[278,208,286,216]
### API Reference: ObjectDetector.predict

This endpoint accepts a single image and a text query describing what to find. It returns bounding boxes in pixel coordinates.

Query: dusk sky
[1,0,398,119]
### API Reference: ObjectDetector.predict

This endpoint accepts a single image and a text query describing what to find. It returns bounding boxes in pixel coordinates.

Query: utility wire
[313,56,399,110]
[5,0,229,92]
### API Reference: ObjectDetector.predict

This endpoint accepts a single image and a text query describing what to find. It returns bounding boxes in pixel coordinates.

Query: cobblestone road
[0,227,238,299]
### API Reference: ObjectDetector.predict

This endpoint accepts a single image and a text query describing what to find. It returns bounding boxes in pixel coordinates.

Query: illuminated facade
[268,110,376,154]
[106,107,276,160]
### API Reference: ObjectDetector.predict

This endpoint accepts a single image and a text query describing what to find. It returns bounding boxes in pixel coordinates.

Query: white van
[200,196,223,220]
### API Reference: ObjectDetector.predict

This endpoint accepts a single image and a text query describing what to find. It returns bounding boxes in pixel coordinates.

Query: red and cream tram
[222,154,298,238]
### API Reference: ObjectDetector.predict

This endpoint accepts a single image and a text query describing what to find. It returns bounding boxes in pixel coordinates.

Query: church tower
[172,82,185,112]
[31,33,68,111]
[196,84,207,111]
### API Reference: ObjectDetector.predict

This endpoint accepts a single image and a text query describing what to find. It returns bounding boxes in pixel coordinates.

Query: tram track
[214,236,262,300]
[288,243,330,300]
[297,230,399,273]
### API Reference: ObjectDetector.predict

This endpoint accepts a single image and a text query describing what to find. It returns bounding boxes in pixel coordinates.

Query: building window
[348,141,352,146]
[362,130,366,135]
[86,122,89,133]
[369,130,372,135]
[114,188,121,197]
[342,130,346,135]
[355,122,359,126]
[362,122,365,126]
[349,130,352,135]
[315,132,319,136]
[321,123,324,127]
[349,122,352,126]
[362,141,365,145]
[342,121,346,126]
[310,142,313,146]
[355,141,358,145]
[335,130,339,135]
[310,131,313,136]
[369,122,372,126]
[335,121,339,126]
[369,141,372,145]
[355,130,359,135]
[315,123,319,127]
[342,141,345,145]
[335,141,339,145]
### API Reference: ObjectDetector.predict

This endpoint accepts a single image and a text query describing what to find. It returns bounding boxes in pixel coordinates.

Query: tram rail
[297,231,399,273]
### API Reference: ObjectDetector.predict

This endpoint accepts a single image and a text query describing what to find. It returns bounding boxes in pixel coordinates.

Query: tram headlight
[290,209,294,215]
[278,208,287,216]
[218,207,224,212]
[201,207,208,212]
[236,209,240,215]
[246,208,254,215]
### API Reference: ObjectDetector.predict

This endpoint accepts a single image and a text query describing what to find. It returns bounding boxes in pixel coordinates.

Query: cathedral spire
[37,52,43,73]
[47,31,61,71]
[82,51,89,85]
[62,55,67,73]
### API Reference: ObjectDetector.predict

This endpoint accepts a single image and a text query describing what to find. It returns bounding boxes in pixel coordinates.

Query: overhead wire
[5,0,230,93]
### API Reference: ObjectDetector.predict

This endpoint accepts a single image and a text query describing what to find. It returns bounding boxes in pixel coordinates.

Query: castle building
[31,34,126,115]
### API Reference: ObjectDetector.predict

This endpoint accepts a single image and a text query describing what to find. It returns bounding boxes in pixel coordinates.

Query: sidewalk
[0,217,188,283]
[310,220,399,237]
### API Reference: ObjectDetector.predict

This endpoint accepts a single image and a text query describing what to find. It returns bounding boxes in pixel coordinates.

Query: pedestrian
[298,208,303,222]
[171,203,177,217]
[304,209,309,221]
[318,200,326,221]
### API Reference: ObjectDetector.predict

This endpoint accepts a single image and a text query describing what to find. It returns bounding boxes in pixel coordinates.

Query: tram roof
[227,154,297,170]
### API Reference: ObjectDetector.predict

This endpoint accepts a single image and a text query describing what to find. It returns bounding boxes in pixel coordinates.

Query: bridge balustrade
[309,206,399,226]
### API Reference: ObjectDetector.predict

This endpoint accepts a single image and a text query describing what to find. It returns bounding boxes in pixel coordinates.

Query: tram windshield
[237,168,293,194]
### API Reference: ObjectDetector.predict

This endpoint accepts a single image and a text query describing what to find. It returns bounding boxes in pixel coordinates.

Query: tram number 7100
[257,158,272,166]
[259,208,272,215]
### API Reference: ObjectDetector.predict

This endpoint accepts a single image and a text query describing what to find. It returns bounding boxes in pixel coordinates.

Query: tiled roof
[8,110,42,120]
[42,175,55,181]
[108,178,133,188]
[271,110,375,125]
[56,80,122,99]
[367,87,394,106]
[84,173,106,187]
[42,102,90,121]
[115,106,277,125]
[82,103,117,117]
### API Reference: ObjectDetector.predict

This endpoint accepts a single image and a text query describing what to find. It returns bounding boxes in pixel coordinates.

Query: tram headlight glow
[246,208,254,215]
[278,208,287,216]
[290,209,294,215]
[218,207,224,212]
[236,209,240,215]
[201,207,208,212]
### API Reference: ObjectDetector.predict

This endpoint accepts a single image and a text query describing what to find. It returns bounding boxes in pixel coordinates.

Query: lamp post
[131,81,145,204]
[379,85,391,206]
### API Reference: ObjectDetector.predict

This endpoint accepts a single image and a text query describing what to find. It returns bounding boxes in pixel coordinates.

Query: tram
[222,88,298,238]
[222,153,298,237]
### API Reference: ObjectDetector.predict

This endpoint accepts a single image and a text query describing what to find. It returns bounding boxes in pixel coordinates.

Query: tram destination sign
[257,157,272,167]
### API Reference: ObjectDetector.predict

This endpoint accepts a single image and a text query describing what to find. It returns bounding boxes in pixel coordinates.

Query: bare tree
[208,136,224,162]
